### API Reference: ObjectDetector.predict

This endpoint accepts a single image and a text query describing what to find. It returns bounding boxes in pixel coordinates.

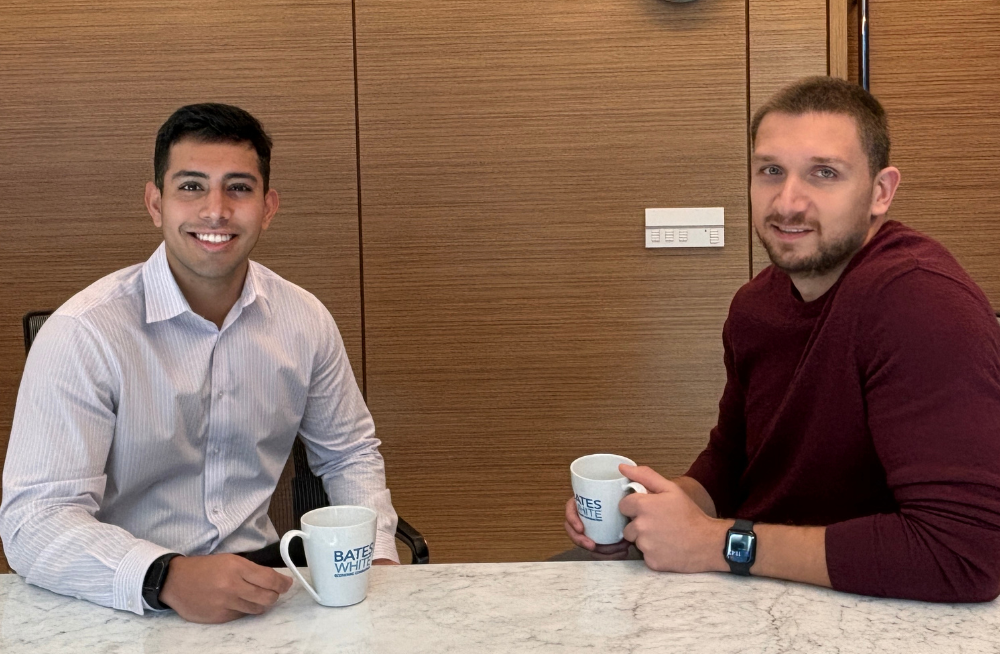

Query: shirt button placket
[207,335,227,533]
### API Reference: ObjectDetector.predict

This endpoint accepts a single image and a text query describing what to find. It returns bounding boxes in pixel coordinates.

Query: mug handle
[280,530,321,604]
[625,482,647,495]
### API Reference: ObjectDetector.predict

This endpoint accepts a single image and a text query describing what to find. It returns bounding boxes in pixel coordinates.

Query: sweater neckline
[774,220,902,319]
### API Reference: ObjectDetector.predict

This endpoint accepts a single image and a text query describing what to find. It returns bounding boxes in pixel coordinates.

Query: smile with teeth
[193,233,235,244]
[775,226,811,234]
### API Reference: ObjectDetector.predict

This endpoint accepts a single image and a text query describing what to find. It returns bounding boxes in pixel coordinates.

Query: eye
[760,165,782,176]
[816,167,837,179]
[229,183,254,193]
[179,181,203,191]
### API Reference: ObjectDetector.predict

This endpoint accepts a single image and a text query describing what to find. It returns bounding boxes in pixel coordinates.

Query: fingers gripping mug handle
[280,530,321,604]
[625,482,647,495]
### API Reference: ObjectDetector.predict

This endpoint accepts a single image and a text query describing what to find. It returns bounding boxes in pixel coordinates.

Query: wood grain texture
[829,0,850,80]
[356,0,749,563]
[0,0,361,572]
[869,0,1000,306]
[748,0,829,277]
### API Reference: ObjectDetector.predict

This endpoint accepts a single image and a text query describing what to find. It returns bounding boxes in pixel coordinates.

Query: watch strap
[725,519,756,576]
[142,553,182,611]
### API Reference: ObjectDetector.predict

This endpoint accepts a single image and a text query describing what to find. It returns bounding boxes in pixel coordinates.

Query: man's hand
[619,465,729,573]
[159,553,294,624]
[564,497,632,560]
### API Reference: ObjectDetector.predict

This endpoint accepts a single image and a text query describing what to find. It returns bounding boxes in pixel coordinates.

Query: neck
[165,255,247,329]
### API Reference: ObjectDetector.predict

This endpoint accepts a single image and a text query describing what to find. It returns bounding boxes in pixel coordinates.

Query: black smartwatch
[142,553,182,610]
[723,519,756,576]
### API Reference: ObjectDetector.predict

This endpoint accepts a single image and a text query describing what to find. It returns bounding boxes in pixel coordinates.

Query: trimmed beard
[758,210,870,277]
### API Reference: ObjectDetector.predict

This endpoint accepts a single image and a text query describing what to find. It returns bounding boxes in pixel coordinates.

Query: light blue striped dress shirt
[0,242,398,615]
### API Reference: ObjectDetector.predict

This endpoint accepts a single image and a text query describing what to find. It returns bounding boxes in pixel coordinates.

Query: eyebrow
[750,155,852,166]
[809,157,851,166]
[171,171,259,183]
[171,170,209,180]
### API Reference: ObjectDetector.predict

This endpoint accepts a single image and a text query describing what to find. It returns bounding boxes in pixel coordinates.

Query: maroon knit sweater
[686,220,1000,602]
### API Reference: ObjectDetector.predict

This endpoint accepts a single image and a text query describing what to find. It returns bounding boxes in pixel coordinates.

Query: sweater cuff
[374,532,400,564]
[113,540,176,615]
[825,517,883,597]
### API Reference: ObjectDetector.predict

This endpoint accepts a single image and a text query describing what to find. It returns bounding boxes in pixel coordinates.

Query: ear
[261,188,280,231]
[145,181,164,228]
[870,166,901,218]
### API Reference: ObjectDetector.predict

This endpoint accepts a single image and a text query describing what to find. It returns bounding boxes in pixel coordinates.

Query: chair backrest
[265,438,331,537]
[23,310,54,353]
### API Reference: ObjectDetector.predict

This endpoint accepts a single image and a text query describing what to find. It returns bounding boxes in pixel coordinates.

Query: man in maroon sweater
[565,77,1000,602]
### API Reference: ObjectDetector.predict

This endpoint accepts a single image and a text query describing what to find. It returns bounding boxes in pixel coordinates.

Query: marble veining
[2,561,999,653]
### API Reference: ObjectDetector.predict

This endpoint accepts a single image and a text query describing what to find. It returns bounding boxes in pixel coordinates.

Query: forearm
[0,501,172,613]
[751,524,830,587]
[693,519,830,587]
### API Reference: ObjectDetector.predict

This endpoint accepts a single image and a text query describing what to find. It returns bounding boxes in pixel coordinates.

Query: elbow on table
[924,547,1000,603]
[957,564,1000,603]
[0,514,28,577]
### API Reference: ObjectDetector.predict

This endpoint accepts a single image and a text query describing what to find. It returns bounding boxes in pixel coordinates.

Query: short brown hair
[751,76,890,177]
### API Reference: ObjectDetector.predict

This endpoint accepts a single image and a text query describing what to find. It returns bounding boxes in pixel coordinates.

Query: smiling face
[145,138,279,299]
[751,111,885,284]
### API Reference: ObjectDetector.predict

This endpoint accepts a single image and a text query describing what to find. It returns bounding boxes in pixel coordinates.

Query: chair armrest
[395,516,430,564]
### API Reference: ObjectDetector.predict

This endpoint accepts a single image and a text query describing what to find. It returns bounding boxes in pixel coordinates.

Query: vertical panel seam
[746,0,754,282]
[351,0,368,399]
[826,0,832,75]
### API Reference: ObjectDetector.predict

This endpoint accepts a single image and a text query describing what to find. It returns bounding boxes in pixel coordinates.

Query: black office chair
[23,310,429,565]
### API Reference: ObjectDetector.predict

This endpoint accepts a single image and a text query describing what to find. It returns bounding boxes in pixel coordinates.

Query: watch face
[726,532,755,564]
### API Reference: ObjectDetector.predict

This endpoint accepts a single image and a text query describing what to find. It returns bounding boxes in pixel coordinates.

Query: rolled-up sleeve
[297,308,399,563]
[0,315,174,614]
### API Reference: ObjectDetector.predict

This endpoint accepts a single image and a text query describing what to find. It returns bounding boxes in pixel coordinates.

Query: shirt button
[212,507,220,515]
[216,390,224,398]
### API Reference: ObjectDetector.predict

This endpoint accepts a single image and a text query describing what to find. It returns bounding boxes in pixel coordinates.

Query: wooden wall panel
[748,0,829,277]
[0,0,361,571]
[869,0,1000,305]
[356,0,749,563]
[828,0,850,80]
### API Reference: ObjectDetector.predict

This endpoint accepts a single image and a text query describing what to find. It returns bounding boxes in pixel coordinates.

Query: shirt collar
[142,242,268,325]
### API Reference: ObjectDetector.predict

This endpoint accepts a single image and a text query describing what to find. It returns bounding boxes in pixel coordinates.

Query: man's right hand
[563,497,632,560]
[159,553,294,623]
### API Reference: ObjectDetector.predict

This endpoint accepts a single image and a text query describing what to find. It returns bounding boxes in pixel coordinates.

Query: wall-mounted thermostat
[645,207,724,248]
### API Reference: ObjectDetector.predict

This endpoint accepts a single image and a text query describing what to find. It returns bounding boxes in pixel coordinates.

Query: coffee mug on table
[280,505,377,607]
[571,454,648,545]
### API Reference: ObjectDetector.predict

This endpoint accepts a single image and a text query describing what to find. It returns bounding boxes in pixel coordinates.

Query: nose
[200,186,231,224]
[772,174,811,219]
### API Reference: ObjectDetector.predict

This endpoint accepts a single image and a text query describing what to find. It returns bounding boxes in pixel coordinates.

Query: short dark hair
[154,103,273,191]
[751,76,890,177]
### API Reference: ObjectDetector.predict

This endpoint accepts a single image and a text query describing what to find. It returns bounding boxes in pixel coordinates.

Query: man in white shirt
[0,103,399,624]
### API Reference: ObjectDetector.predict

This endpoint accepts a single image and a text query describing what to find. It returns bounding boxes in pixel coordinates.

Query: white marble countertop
[2,561,999,653]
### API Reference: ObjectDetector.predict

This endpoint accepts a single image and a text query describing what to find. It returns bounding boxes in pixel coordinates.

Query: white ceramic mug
[571,454,648,545]
[280,505,378,607]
